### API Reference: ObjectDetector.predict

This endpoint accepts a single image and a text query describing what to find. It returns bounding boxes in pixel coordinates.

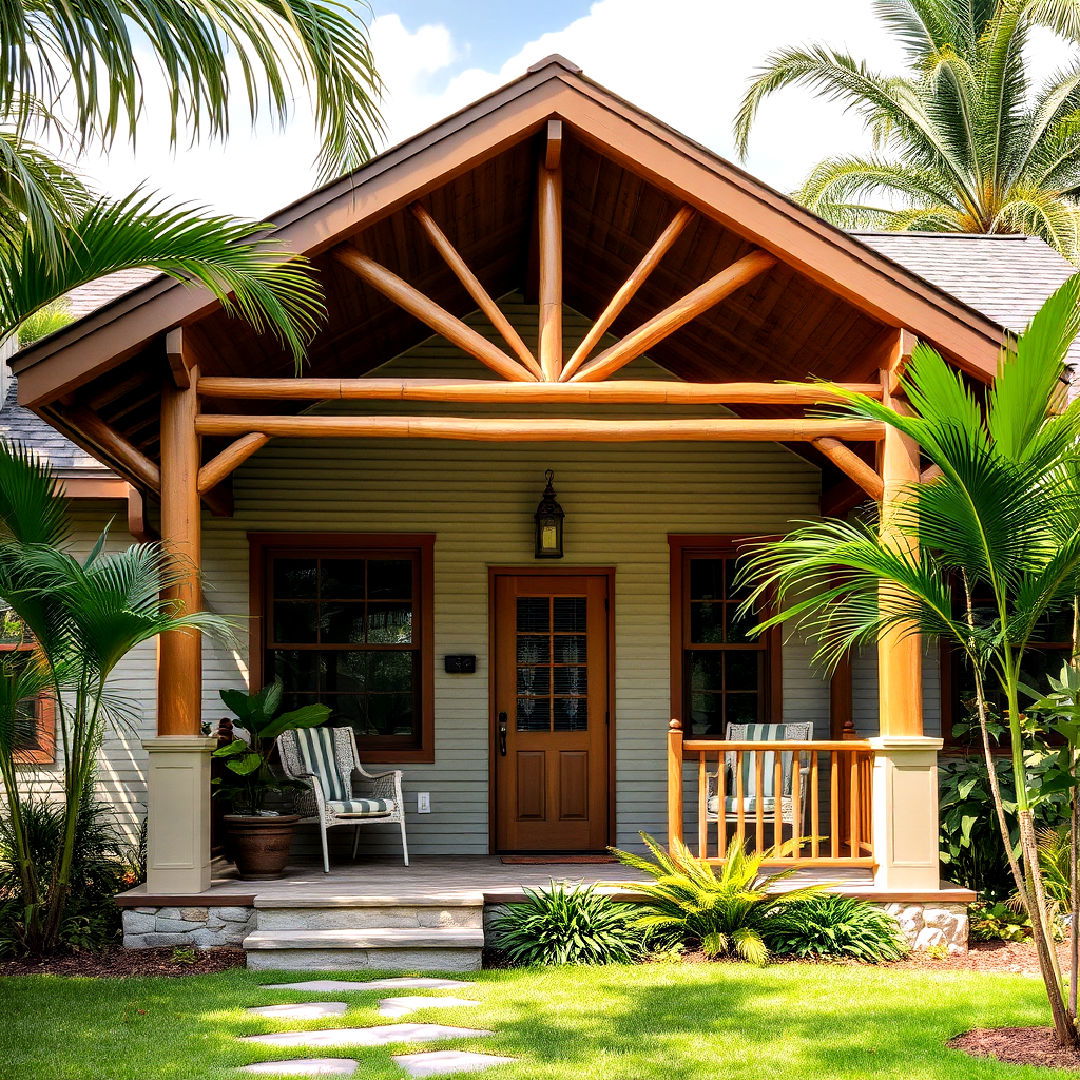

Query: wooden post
[877,329,922,737]
[667,719,684,849]
[537,120,563,381]
[158,356,202,736]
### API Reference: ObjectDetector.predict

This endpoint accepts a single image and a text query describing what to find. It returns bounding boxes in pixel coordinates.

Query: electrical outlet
[417,792,431,814]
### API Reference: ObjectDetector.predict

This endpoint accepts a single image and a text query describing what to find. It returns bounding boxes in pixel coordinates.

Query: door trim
[487,566,616,854]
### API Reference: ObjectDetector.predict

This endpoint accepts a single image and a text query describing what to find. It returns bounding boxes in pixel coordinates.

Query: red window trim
[0,639,56,765]
[668,535,783,733]
[248,532,436,764]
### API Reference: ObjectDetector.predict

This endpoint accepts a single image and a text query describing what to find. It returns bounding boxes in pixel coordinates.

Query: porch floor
[116,856,973,907]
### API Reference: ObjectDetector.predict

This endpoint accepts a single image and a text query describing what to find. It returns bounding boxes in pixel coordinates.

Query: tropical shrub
[611,834,823,965]
[969,901,1033,943]
[763,894,908,962]
[490,882,645,966]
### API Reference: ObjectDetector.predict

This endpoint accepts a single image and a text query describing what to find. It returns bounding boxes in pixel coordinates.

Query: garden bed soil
[903,937,1073,975]
[950,1027,1080,1071]
[0,946,246,978]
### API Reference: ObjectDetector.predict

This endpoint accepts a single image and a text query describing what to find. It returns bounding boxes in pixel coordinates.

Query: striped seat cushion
[328,798,395,816]
[293,727,351,802]
[709,795,780,815]
[726,723,803,802]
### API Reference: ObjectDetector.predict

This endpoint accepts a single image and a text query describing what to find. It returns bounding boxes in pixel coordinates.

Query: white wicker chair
[706,722,813,836]
[277,726,408,872]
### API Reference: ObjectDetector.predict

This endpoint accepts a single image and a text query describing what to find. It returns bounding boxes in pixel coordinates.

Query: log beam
[570,250,778,382]
[811,437,884,500]
[66,406,161,491]
[197,432,269,494]
[333,245,536,383]
[165,328,194,389]
[195,413,884,443]
[196,376,885,405]
[410,203,542,379]
[562,205,695,380]
[537,121,563,380]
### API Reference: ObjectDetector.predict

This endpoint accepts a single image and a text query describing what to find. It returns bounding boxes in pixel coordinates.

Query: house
[6,57,1079,965]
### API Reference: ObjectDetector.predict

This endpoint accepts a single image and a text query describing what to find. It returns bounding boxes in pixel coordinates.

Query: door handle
[498,712,508,756]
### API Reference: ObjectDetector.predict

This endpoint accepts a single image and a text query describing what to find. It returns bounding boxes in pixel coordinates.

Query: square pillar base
[141,736,215,894]
[868,736,943,892]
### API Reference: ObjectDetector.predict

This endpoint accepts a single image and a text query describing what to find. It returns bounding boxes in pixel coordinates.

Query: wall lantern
[534,469,565,559]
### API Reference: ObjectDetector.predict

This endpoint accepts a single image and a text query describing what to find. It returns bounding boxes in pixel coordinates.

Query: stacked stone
[121,905,255,948]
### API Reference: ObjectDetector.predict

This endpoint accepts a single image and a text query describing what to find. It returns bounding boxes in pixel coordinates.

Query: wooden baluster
[735,751,746,851]
[810,750,820,860]
[697,751,708,860]
[792,751,802,861]
[754,750,765,854]
[717,749,728,860]
[774,755,784,853]
[849,750,860,857]
[829,751,840,859]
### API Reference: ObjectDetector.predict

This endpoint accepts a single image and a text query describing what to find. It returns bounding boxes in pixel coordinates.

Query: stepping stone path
[241,976,516,1077]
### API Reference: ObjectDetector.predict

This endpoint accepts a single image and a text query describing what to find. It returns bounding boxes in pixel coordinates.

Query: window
[942,598,1072,751]
[251,535,434,763]
[669,537,781,738]
[0,605,55,765]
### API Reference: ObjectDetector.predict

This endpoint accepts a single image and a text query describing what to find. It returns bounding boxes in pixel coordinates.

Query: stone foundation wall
[122,905,255,949]
[880,902,968,955]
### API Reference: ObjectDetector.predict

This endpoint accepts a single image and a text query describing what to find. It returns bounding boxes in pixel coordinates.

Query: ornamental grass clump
[763,894,908,963]
[611,833,823,965]
[491,881,645,966]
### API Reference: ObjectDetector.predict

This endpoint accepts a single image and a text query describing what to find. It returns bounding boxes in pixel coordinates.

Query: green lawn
[0,962,1072,1080]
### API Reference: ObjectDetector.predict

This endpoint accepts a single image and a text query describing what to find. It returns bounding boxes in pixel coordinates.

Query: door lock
[498,711,508,756]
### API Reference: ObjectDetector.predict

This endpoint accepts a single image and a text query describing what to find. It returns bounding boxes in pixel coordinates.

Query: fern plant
[491,881,645,966]
[763,894,908,962]
[611,833,824,965]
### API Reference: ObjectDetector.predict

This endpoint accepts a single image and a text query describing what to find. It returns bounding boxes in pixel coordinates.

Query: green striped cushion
[294,727,350,802]
[709,796,779,815]
[329,798,395,815]
[728,723,799,800]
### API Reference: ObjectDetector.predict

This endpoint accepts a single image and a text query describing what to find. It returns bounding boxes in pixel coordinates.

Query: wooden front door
[492,572,611,852]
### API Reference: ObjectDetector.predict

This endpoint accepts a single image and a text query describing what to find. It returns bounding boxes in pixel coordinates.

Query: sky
[60,0,1078,220]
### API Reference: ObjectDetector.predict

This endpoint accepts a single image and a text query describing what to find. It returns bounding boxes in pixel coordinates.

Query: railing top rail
[681,739,873,752]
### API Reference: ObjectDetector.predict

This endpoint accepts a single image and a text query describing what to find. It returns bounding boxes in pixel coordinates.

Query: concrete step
[243,926,485,972]
[256,899,483,932]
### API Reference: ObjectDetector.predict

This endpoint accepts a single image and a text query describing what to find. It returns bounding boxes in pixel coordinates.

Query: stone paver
[262,978,471,993]
[246,1002,349,1020]
[238,1060,358,1076]
[378,996,481,1018]
[392,1051,517,1077]
[242,1024,494,1049]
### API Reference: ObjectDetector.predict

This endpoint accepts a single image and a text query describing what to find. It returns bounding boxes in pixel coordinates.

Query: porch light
[534,469,564,559]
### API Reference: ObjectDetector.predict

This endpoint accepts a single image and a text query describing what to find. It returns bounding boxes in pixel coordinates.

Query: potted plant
[213,680,330,880]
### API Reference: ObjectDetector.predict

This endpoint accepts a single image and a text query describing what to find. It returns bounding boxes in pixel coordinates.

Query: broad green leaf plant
[735,0,1080,257]
[0,438,230,954]
[739,275,1080,1044]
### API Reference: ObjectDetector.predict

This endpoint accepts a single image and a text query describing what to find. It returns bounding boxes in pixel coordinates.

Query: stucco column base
[141,736,215,894]
[868,736,943,892]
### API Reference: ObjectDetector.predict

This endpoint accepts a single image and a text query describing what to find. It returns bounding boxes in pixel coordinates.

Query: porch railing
[667,720,874,867]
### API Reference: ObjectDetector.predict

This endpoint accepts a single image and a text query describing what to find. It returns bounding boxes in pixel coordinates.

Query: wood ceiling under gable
[72,125,891,461]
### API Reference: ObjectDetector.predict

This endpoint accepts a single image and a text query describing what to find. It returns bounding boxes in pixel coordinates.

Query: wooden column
[537,119,563,381]
[157,351,202,736]
[877,329,922,737]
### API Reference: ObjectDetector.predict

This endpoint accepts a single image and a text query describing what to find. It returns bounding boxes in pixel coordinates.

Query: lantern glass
[534,470,564,559]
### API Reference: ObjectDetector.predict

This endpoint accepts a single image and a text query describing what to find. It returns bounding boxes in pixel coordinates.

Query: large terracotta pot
[224,814,299,880]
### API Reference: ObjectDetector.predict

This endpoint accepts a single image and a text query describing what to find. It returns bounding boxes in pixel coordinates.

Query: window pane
[517,666,551,696]
[325,652,367,693]
[726,651,762,693]
[517,597,549,633]
[367,693,415,737]
[690,558,725,601]
[517,696,550,731]
[554,697,588,731]
[273,649,324,690]
[726,604,757,643]
[517,635,550,664]
[319,559,365,599]
[1033,606,1073,643]
[0,606,27,645]
[367,652,415,693]
[330,693,368,732]
[367,560,413,600]
[273,558,318,599]
[553,597,586,632]
[555,635,586,663]
[367,602,413,644]
[688,652,722,693]
[726,693,760,726]
[689,692,724,737]
[321,602,365,644]
[690,601,725,643]
[273,601,318,643]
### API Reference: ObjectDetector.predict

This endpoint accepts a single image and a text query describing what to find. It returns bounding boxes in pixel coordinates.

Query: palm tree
[0,0,385,356]
[0,439,231,953]
[735,0,1080,258]
[738,276,1080,1043]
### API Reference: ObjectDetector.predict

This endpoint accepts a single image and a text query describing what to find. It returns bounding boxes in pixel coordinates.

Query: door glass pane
[516,597,549,633]
[517,667,551,695]
[516,635,550,664]
[554,635,586,663]
[554,697,588,731]
[553,666,586,696]
[553,597,586,632]
[517,696,550,731]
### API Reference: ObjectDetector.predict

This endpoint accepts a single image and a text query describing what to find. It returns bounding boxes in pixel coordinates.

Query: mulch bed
[902,937,1073,975]
[950,1027,1080,1071]
[0,946,246,978]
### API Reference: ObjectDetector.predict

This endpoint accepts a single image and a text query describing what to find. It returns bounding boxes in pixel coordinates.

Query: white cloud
[54,2,1080,217]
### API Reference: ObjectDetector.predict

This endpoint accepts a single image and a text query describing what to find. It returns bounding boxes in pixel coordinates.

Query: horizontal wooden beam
[811,437,884,500]
[571,249,777,382]
[196,377,885,405]
[333,245,537,383]
[198,432,270,494]
[196,414,884,443]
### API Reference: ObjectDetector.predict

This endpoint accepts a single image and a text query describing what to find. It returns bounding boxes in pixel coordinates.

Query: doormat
[500,855,617,865]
